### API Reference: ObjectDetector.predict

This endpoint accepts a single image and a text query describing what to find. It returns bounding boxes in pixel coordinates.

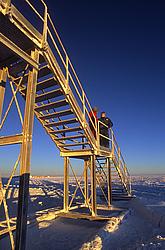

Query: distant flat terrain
[0,175,165,249]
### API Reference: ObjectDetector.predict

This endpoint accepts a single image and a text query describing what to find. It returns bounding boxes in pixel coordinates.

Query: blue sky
[0,0,165,176]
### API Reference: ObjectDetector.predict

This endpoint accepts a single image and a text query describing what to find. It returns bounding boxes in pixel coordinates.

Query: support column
[107,157,112,207]
[63,156,69,212]
[84,160,88,206]
[15,49,39,250]
[90,155,96,216]
[0,68,7,121]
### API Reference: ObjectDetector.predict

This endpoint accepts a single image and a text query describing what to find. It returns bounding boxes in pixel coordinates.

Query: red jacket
[89,111,97,138]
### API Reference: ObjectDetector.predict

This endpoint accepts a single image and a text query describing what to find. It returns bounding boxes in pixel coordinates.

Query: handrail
[98,120,131,194]
[25,0,44,21]
[12,0,98,145]
[47,0,131,192]
[4,0,131,194]
[47,3,98,136]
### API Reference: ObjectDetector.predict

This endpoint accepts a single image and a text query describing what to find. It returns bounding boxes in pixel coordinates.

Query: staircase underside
[0,0,131,189]
[0,11,37,66]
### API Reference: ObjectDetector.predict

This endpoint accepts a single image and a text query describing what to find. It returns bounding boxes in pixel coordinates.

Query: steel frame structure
[0,49,39,250]
[0,0,132,249]
[62,156,112,218]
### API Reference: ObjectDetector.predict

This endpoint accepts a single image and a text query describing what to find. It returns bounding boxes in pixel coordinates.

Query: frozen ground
[0,175,165,249]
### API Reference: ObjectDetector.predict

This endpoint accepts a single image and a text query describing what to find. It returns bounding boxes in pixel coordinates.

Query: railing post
[129,175,132,195]
[107,157,112,207]
[97,121,100,148]
[90,155,96,216]
[0,68,7,122]
[82,90,85,120]
[64,156,69,212]
[66,55,69,86]
[124,163,126,174]
[84,160,88,206]
[124,163,127,182]
[111,131,114,157]
[118,147,121,170]
[42,4,48,48]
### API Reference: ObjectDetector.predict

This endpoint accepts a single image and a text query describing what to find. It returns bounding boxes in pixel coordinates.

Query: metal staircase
[0,0,132,249]
[11,58,92,152]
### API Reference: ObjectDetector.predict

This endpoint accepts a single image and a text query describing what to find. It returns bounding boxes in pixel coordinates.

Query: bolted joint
[65,86,71,95]
[23,133,32,143]
[41,42,49,51]
[3,0,11,15]
[82,121,87,129]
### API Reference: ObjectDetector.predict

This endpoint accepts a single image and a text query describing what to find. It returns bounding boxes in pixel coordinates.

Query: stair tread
[36,77,58,91]
[59,142,89,147]
[35,99,68,112]
[39,109,73,120]
[36,88,63,103]
[38,65,52,78]
[49,126,82,134]
[14,65,52,85]
[56,134,85,141]
[45,118,78,127]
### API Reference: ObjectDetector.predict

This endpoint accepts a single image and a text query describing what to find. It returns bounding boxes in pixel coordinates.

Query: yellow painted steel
[0,0,132,248]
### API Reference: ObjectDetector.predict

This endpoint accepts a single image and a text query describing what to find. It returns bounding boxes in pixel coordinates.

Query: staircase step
[39,109,73,120]
[36,77,58,91]
[14,65,52,85]
[49,126,82,134]
[35,88,63,103]
[38,64,52,79]
[45,118,78,127]
[55,134,85,141]
[35,99,68,112]
[59,142,89,147]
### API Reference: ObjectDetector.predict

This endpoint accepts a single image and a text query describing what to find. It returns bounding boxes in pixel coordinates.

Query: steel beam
[0,33,38,70]
[84,160,88,206]
[0,134,23,146]
[63,156,69,212]
[90,155,96,216]
[60,149,93,158]
[107,157,112,206]
[0,68,7,121]
[15,49,39,250]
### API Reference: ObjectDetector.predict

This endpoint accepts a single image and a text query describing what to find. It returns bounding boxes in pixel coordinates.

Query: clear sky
[1,0,165,176]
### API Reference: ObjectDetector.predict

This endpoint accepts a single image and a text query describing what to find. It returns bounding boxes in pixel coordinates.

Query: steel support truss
[0,0,131,249]
[61,155,112,219]
[0,49,39,250]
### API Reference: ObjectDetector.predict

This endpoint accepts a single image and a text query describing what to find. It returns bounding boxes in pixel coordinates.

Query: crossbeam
[0,134,23,146]
[0,33,38,69]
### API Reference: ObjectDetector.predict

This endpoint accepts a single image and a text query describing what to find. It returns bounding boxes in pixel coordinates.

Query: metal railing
[0,0,98,144]
[98,121,131,194]
[24,0,98,143]
[1,0,131,193]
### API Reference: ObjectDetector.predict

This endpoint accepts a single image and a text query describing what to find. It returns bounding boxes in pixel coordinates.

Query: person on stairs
[89,107,98,138]
[99,111,113,148]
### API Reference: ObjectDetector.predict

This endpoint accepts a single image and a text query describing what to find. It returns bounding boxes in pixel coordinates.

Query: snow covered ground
[0,175,165,249]
[82,175,165,250]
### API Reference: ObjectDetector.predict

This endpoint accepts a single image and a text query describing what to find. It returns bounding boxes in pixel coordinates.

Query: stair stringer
[38,47,97,151]
[111,155,130,195]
